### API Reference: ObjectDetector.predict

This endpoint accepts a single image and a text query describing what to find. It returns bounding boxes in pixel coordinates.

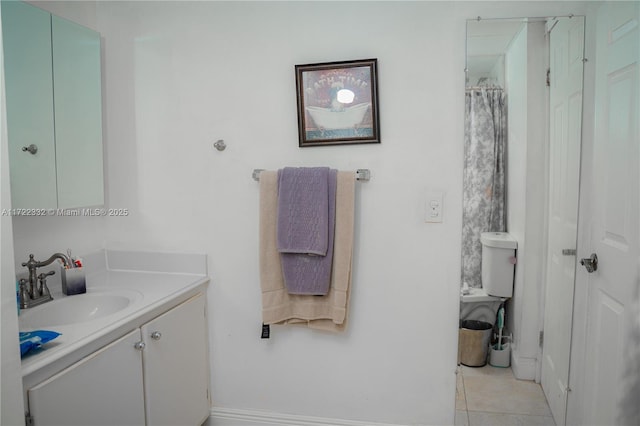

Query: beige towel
[259,170,355,332]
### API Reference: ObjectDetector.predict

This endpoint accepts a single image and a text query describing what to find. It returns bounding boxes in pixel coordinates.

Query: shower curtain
[462,88,507,289]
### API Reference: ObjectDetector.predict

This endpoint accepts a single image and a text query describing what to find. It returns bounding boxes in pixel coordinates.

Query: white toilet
[460,287,505,325]
[460,232,517,325]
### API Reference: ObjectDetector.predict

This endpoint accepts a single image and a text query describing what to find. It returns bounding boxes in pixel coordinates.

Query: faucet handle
[18,279,30,308]
[37,271,55,298]
[38,270,56,278]
[37,271,55,287]
[22,254,36,268]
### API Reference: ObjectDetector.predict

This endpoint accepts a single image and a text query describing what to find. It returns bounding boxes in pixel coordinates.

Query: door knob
[133,341,146,351]
[150,331,162,340]
[580,253,598,273]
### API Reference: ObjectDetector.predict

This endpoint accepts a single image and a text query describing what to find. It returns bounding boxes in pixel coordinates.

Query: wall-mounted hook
[213,139,226,151]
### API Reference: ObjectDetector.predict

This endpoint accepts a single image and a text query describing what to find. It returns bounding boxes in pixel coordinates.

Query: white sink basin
[19,291,143,329]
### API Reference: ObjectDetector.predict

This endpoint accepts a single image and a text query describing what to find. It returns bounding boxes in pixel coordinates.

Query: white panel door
[576,2,639,425]
[541,16,584,426]
[28,329,146,426]
[141,293,211,426]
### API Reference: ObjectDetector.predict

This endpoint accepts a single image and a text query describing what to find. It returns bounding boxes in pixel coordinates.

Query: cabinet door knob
[134,341,146,351]
[22,144,38,155]
[150,331,162,340]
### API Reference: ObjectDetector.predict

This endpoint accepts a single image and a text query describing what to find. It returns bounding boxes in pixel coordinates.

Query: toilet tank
[481,232,517,297]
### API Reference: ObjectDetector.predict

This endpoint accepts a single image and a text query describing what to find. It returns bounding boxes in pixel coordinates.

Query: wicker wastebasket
[458,320,493,367]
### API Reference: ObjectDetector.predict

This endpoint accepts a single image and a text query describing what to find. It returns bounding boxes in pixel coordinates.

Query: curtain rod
[252,169,371,182]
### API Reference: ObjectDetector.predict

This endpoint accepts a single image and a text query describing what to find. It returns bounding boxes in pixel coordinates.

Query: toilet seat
[459,287,507,325]
[460,287,505,303]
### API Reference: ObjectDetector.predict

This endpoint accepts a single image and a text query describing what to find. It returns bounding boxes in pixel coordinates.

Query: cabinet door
[51,15,104,208]
[28,329,146,426]
[1,1,57,209]
[141,293,211,425]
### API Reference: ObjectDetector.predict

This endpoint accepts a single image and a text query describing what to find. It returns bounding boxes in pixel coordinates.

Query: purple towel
[279,169,337,295]
[277,167,331,256]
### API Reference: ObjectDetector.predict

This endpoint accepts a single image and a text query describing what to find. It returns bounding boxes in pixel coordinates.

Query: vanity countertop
[19,249,210,382]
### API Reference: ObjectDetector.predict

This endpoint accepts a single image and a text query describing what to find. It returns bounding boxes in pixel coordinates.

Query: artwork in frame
[295,58,380,147]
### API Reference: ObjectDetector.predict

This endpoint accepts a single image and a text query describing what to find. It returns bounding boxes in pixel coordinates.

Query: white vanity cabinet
[1,0,104,209]
[28,329,147,426]
[26,293,211,426]
[142,293,211,425]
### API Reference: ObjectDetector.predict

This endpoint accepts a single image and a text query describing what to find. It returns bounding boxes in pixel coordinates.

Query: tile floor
[455,364,556,426]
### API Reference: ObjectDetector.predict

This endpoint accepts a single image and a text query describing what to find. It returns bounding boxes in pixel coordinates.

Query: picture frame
[295,58,380,147]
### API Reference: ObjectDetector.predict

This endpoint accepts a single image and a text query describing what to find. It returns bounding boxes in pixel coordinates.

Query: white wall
[0,7,25,425]
[95,3,463,424]
[505,21,548,381]
[505,23,528,323]
[522,21,548,382]
[4,2,593,425]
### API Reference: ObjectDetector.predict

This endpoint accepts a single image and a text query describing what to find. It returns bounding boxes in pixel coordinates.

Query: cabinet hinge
[25,412,34,426]
[546,68,551,87]
[539,330,544,347]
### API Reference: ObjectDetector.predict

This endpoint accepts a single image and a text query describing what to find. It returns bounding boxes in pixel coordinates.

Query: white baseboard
[208,407,405,426]
[511,347,537,381]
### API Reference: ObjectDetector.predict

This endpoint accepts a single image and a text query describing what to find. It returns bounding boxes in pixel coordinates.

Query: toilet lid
[480,232,517,249]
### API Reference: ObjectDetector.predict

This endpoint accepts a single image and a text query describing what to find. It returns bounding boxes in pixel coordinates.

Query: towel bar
[252,168,370,182]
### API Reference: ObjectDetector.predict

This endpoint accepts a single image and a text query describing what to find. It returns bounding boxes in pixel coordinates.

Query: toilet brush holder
[489,342,511,368]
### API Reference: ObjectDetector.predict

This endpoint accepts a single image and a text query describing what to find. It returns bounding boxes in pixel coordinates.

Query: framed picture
[295,58,380,147]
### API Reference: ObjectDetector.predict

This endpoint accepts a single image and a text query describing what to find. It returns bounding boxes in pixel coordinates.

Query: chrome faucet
[19,253,72,309]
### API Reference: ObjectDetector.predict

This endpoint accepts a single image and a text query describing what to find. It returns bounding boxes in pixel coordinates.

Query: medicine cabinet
[1,0,104,209]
